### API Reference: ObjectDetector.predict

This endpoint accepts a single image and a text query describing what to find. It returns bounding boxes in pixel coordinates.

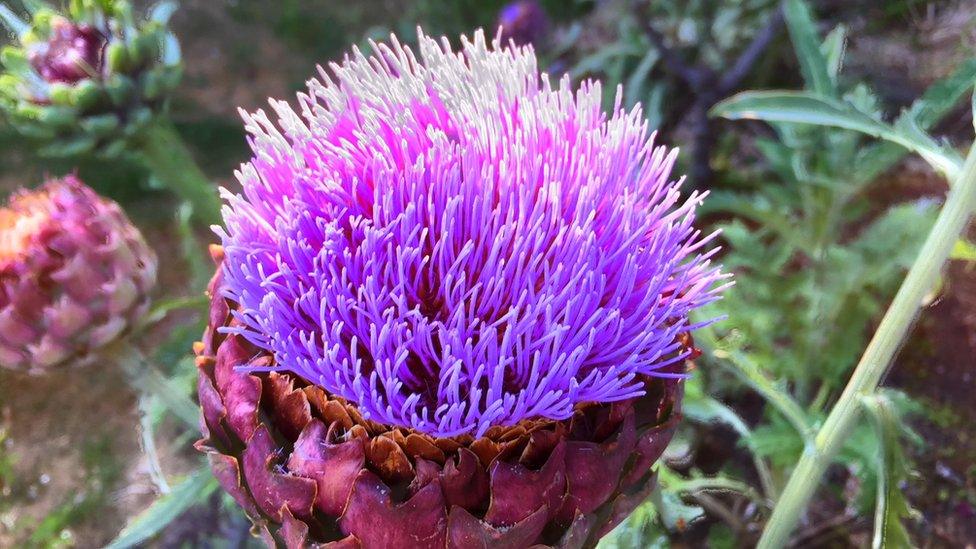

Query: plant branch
[634,3,708,89]
[135,119,222,226]
[108,340,201,429]
[719,7,785,94]
[634,1,784,186]
[700,329,813,440]
[758,139,976,547]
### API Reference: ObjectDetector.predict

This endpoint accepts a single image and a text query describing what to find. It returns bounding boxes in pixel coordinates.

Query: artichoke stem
[759,139,976,547]
[136,119,222,226]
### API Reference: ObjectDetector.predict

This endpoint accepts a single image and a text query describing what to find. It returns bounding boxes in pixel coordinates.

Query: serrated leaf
[698,329,813,439]
[104,467,217,549]
[652,485,705,533]
[712,91,963,178]
[862,393,920,549]
[783,0,834,97]
[857,57,976,183]
[821,25,846,81]
[149,1,178,25]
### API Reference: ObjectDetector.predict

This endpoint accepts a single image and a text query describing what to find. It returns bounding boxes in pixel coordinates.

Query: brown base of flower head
[196,246,685,549]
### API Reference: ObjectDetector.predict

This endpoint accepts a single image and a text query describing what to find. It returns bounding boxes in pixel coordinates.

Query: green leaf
[712,91,963,178]
[783,0,834,97]
[117,344,200,429]
[821,25,846,81]
[625,48,659,107]
[138,294,208,329]
[698,328,813,440]
[0,5,28,36]
[862,393,920,549]
[149,1,178,25]
[137,393,171,494]
[140,364,200,429]
[38,135,97,157]
[911,57,976,130]
[852,57,976,183]
[652,484,705,533]
[950,239,976,262]
[104,467,217,549]
[683,378,751,438]
[177,202,216,289]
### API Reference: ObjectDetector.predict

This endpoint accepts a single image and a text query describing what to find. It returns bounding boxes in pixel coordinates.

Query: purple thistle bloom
[218,30,728,438]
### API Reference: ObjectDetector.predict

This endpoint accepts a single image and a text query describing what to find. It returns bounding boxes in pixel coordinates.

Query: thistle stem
[135,119,222,226]
[758,141,976,548]
[105,339,201,429]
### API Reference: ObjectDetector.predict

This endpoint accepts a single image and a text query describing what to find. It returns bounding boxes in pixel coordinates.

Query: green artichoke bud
[0,0,182,158]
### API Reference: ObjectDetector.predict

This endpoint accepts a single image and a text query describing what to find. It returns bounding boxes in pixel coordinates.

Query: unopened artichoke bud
[0,176,157,373]
[0,0,182,158]
[497,0,550,47]
[195,30,728,548]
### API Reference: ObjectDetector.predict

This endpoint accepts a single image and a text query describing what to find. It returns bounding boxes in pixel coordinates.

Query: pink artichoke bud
[27,18,106,84]
[497,0,549,47]
[0,176,157,373]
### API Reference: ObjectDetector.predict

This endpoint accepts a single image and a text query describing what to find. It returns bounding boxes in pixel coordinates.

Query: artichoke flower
[196,30,727,548]
[0,176,157,373]
[0,0,181,157]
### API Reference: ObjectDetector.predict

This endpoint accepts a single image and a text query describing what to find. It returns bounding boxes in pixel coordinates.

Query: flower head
[219,30,726,439]
[0,176,157,372]
[27,18,106,84]
[199,29,727,547]
[497,0,550,47]
[0,0,181,157]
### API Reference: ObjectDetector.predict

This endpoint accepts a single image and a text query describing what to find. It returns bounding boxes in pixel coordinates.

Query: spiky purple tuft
[218,30,727,438]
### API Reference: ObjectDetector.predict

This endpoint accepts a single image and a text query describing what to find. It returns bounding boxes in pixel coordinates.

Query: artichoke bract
[0,0,181,157]
[196,30,727,548]
[0,176,157,372]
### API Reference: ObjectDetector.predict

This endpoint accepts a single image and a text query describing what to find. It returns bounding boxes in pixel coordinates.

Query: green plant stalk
[758,141,976,548]
[135,119,222,226]
[106,339,201,429]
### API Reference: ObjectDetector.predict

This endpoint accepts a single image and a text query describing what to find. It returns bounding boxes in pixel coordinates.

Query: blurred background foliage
[1,0,975,547]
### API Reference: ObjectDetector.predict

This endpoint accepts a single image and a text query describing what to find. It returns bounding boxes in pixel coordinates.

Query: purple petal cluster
[28,19,106,84]
[219,30,727,438]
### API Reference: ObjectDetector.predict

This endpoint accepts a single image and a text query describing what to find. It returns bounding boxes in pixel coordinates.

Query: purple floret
[218,30,728,438]
[28,19,106,84]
